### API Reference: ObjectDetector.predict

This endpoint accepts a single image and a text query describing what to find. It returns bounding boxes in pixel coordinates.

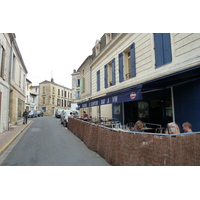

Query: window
[42,107,46,112]
[17,98,24,120]
[23,74,25,91]
[52,97,54,104]
[0,45,5,79]
[62,90,63,96]
[118,43,136,82]
[97,70,100,91]
[32,96,35,103]
[76,91,80,99]
[12,54,16,80]
[58,89,60,96]
[76,79,80,87]
[80,78,85,93]
[104,58,116,88]
[64,100,66,107]
[95,40,101,55]
[52,87,54,94]
[104,65,108,88]
[43,97,45,104]
[64,91,66,97]
[43,87,46,94]
[57,99,60,106]
[62,99,63,107]
[154,33,172,68]
[19,67,22,87]
[106,33,112,44]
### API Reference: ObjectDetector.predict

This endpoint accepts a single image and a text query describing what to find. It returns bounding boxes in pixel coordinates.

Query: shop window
[138,101,149,121]
[154,33,172,68]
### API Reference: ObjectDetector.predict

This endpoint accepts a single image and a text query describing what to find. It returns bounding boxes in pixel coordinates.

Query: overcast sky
[1,1,196,89]
[15,31,103,88]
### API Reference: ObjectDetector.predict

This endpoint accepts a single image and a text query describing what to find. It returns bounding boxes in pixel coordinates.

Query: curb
[0,121,33,155]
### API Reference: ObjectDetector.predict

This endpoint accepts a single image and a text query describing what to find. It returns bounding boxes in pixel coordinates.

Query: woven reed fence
[68,118,200,166]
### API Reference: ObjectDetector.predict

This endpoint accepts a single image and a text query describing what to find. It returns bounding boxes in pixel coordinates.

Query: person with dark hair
[182,122,193,133]
[23,109,28,124]
[69,112,74,118]
[83,111,88,119]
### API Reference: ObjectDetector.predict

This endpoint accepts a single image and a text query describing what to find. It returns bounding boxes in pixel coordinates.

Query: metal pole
[171,87,175,122]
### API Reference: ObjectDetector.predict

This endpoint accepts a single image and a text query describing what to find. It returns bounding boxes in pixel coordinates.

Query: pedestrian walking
[23,109,29,124]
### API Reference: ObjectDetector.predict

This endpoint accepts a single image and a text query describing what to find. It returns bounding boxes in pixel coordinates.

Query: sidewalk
[0,120,32,155]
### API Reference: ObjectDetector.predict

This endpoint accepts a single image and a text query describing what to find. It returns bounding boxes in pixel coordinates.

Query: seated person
[182,122,193,133]
[165,122,180,134]
[83,111,89,119]
[131,120,144,132]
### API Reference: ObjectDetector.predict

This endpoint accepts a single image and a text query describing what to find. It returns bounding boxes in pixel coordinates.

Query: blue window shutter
[104,65,108,88]
[154,33,164,68]
[112,58,116,85]
[118,53,124,82]
[97,70,100,91]
[162,33,172,64]
[130,43,136,77]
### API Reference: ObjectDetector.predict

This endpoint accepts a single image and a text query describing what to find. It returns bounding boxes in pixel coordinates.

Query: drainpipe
[8,34,16,129]
[171,86,175,122]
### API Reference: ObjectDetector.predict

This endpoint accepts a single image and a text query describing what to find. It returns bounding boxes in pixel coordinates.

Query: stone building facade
[78,33,200,131]
[38,79,72,116]
[0,33,28,130]
[9,34,28,125]
[0,33,12,132]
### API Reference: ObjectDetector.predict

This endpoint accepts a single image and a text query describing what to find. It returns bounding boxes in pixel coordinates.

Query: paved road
[0,116,110,166]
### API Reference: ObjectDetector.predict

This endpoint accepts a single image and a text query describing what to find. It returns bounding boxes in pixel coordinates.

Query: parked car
[63,110,73,127]
[60,110,71,124]
[72,110,79,117]
[28,110,37,118]
[37,111,44,117]
[55,108,64,118]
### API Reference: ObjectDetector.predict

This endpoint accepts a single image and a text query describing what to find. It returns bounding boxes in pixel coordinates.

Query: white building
[78,33,200,131]
[0,33,12,133]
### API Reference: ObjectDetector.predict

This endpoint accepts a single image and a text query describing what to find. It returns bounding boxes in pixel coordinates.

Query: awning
[78,85,142,108]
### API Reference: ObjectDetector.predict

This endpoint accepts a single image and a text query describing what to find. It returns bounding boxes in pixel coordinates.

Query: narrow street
[0,116,110,166]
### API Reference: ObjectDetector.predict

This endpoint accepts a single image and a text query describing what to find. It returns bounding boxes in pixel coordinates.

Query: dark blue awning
[78,85,142,108]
